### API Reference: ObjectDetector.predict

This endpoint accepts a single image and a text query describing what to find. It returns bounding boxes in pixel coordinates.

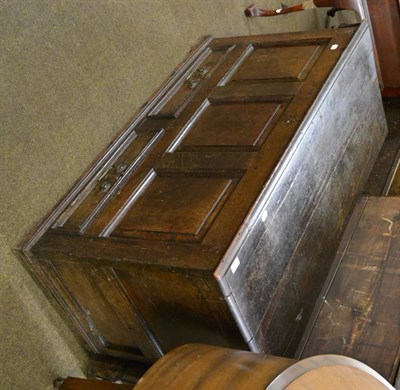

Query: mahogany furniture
[298,196,400,382]
[135,344,295,390]
[59,345,394,390]
[59,378,132,390]
[134,344,394,390]
[18,21,386,365]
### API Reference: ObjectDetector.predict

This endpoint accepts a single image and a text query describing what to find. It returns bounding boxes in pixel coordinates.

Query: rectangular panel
[230,43,325,82]
[55,129,164,233]
[52,261,161,360]
[156,151,251,173]
[209,82,300,103]
[115,266,247,353]
[150,47,232,119]
[112,174,235,242]
[176,101,284,151]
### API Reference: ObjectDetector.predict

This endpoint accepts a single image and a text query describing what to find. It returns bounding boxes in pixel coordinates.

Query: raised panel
[209,82,300,103]
[177,101,284,151]
[115,266,247,352]
[230,44,324,82]
[51,261,159,359]
[54,129,164,233]
[112,175,235,242]
[150,47,233,119]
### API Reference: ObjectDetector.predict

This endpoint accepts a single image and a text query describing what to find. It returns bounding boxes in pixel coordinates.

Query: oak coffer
[18,21,387,363]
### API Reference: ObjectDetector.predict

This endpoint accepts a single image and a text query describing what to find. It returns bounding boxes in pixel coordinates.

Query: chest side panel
[221,23,387,356]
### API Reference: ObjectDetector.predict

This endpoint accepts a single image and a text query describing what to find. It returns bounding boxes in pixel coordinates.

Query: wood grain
[18,25,386,363]
[134,344,295,390]
[298,196,400,382]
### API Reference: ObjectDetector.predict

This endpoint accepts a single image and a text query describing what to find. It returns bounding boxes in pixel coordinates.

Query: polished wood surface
[298,197,400,382]
[134,344,295,390]
[59,348,395,389]
[269,355,394,389]
[285,365,389,389]
[60,377,132,390]
[18,24,386,364]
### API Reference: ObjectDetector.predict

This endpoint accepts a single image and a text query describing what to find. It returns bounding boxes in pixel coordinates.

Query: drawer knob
[187,77,200,89]
[100,181,112,192]
[116,162,128,174]
[197,66,209,75]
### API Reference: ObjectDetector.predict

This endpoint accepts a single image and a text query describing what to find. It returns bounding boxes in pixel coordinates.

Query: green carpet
[0,1,356,388]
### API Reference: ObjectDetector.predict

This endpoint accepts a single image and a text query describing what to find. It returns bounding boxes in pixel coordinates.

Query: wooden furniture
[135,344,295,389]
[18,21,386,364]
[59,377,132,390]
[134,344,394,390]
[366,0,400,97]
[58,345,395,389]
[297,196,400,382]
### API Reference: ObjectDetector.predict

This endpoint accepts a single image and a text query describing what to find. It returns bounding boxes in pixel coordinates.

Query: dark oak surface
[298,196,400,382]
[18,24,386,364]
[60,377,132,390]
[363,97,400,196]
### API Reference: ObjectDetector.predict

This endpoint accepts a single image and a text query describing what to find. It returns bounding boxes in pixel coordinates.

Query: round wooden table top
[267,354,395,390]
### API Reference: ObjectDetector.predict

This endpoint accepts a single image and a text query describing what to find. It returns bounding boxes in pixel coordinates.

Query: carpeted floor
[0,1,356,388]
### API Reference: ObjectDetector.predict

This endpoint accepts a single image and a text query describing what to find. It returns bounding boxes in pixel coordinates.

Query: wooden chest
[18,21,387,363]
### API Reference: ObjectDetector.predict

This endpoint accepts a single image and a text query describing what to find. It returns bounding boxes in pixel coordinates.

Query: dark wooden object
[17,22,386,364]
[134,344,295,390]
[135,344,395,390]
[59,377,132,390]
[58,345,394,389]
[297,196,400,382]
[363,98,400,196]
[387,150,400,195]
[85,355,149,385]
